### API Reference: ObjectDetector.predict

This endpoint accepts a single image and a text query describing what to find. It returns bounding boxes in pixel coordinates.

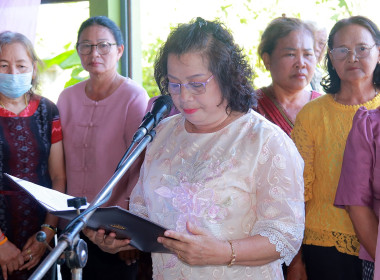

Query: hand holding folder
[5,174,170,253]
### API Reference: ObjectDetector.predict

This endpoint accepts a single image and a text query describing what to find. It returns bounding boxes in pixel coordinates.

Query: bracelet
[0,236,8,246]
[227,240,236,267]
[41,224,57,234]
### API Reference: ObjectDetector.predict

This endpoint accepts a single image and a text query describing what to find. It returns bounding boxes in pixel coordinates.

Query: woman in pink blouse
[57,16,149,280]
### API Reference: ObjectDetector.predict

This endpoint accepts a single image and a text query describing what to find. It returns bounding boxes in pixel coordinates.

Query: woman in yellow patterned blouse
[292,16,380,280]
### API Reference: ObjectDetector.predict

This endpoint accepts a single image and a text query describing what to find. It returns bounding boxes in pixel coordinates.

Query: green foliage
[142,38,165,97]
[41,46,88,88]
[39,0,370,95]
[338,0,352,16]
[220,4,232,18]
[40,36,162,97]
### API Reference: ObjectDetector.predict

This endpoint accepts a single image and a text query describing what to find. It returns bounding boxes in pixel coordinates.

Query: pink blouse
[57,78,149,207]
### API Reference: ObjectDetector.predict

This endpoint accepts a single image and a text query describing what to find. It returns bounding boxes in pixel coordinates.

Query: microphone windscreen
[152,95,173,116]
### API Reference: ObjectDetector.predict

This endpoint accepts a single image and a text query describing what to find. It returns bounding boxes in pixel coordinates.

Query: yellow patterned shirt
[292,93,380,256]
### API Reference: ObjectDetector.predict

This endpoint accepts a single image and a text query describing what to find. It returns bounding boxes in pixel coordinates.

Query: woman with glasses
[292,15,380,280]
[255,16,320,137]
[333,18,380,280]
[84,17,305,280]
[57,16,149,280]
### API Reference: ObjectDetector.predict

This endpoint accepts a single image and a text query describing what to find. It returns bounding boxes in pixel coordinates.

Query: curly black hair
[154,17,256,113]
[321,16,380,94]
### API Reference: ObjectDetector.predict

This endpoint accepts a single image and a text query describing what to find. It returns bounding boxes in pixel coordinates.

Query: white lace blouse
[130,109,305,280]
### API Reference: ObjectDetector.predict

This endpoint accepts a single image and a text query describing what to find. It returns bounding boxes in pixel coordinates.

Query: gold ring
[176,251,182,260]
[27,249,31,254]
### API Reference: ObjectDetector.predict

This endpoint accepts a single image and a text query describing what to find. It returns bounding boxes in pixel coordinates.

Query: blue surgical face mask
[0,72,33,98]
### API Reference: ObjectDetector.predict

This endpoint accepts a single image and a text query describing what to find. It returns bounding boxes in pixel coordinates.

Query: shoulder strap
[257,89,293,136]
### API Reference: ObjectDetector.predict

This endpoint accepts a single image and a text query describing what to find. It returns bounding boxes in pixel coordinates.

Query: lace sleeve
[292,112,315,202]
[251,131,305,265]
[129,163,149,218]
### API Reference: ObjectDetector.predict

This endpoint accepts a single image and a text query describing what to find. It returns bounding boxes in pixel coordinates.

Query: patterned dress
[0,94,62,280]
[131,109,305,280]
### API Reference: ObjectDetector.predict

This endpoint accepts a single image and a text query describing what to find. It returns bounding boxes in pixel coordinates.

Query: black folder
[5,173,170,253]
[53,207,169,253]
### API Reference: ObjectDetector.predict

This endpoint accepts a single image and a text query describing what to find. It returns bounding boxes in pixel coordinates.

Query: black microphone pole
[116,95,173,171]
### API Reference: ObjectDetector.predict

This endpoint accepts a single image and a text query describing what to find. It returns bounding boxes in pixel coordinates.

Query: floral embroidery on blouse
[155,151,233,233]
[130,111,305,279]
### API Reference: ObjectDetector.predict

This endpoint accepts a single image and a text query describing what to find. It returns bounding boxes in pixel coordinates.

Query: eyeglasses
[77,41,117,55]
[167,75,214,95]
[329,44,377,60]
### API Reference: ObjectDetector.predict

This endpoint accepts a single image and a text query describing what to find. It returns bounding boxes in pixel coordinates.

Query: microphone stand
[29,130,156,280]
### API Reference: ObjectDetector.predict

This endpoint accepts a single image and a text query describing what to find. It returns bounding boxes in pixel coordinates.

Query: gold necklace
[0,94,29,109]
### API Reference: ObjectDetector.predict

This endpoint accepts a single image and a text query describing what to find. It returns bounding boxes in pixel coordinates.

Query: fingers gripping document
[5,174,169,253]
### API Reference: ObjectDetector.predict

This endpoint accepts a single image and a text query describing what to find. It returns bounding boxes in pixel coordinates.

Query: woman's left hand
[19,233,47,270]
[83,228,133,254]
[157,221,230,266]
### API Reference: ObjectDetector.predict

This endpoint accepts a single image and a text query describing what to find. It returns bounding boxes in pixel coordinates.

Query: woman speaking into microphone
[84,17,305,280]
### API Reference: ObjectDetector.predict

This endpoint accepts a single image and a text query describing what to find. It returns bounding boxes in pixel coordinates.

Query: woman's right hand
[82,228,133,254]
[0,239,25,280]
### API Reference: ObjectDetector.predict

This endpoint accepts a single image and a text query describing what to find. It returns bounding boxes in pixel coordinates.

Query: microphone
[116,95,173,172]
[133,95,173,142]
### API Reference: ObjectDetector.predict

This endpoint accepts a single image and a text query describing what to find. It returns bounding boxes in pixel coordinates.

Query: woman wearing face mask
[0,31,65,280]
